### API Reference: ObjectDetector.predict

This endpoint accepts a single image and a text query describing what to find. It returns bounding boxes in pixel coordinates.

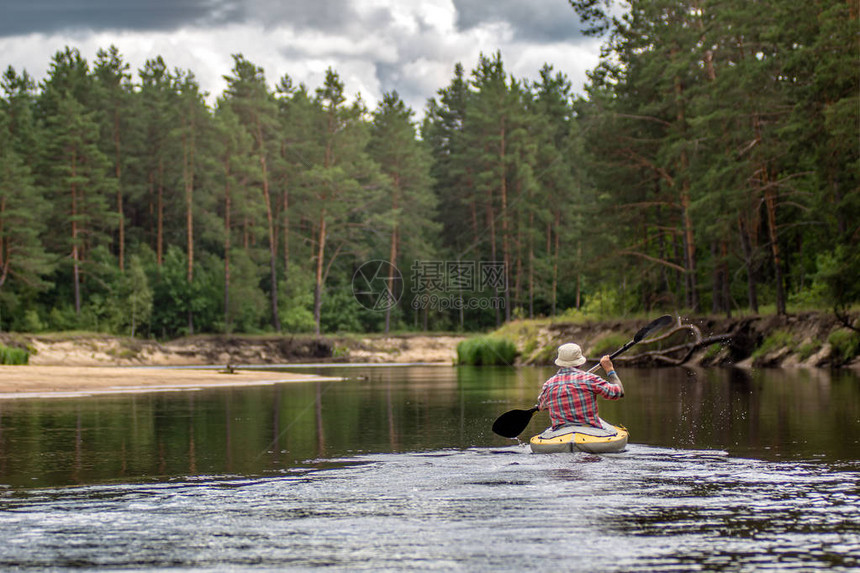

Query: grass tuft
[0,344,29,365]
[456,336,517,366]
[828,330,860,365]
[752,330,795,359]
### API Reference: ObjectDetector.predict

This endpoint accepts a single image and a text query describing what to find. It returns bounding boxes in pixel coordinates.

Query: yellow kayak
[530,423,628,454]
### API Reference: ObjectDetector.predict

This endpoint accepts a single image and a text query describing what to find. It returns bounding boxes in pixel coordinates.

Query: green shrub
[457,336,517,366]
[797,340,822,361]
[522,338,538,356]
[530,344,558,365]
[0,344,29,365]
[704,343,723,360]
[752,330,795,359]
[20,310,45,333]
[828,330,860,365]
[589,333,629,357]
[332,345,350,359]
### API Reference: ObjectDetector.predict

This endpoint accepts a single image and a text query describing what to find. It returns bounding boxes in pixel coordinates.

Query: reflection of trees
[727,368,758,451]
[0,403,5,477]
[188,395,197,474]
[224,393,232,472]
[271,386,281,465]
[0,368,857,487]
[74,407,82,483]
[316,382,325,456]
[387,376,399,451]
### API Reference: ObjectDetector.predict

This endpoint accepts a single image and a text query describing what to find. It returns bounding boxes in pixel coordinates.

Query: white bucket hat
[555,343,587,368]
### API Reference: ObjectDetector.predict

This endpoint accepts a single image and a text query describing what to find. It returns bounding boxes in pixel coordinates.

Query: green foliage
[0,22,855,338]
[580,286,638,319]
[122,255,154,337]
[279,271,316,333]
[530,344,558,365]
[48,306,82,331]
[150,247,220,337]
[0,343,29,364]
[320,284,363,334]
[575,0,857,319]
[798,341,821,362]
[223,250,268,333]
[589,333,629,357]
[704,343,723,360]
[813,246,860,313]
[828,330,860,365]
[332,345,349,359]
[456,336,517,366]
[752,330,795,360]
[20,310,45,333]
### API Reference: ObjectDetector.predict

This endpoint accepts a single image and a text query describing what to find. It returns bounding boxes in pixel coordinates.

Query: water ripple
[1,445,859,571]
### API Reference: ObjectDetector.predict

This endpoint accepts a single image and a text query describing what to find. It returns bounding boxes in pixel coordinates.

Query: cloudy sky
[0,0,603,114]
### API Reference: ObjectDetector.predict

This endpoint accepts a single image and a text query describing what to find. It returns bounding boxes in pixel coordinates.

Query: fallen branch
[834,307,860,334]
[613,316,734,366]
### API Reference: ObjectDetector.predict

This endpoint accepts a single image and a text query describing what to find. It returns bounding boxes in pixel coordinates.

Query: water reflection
[0,366,857,488]
[2,446,856,571]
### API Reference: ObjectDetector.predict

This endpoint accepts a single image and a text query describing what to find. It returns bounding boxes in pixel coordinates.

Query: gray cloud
[239,0,360,32]
[0,0,243,37]
[1,0,586,42]
[0,0,368,38]
[453,0,585,43]
[0,0,600,117]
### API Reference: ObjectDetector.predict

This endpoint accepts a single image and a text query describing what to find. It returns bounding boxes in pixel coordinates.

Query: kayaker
[537,343,624,430]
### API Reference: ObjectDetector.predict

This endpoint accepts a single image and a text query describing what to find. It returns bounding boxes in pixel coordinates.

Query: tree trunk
[675,78,698,311]
[711,241,721,314]
[710,240,730,316]
[113,109,124,272]
[738,213,759,312]
[283,188,290,283]
[498,118,511,322]
[223,159,232,332]
[182,118,195,334]
[486,186,500,326]
[552,211,560,317]
[385,178,399,334]
[257,119,281,332]
[764,183,786,315]
[0,197,6,289]
[528,200,534,319]
[721,240,731,318]
[71,155,81,315]
[576,243,582,310]
[313,209,327,335]
[469,198,479,245]
[157,158,164,266]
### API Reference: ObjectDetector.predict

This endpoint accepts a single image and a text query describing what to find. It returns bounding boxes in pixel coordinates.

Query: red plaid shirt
[537,367,624,429]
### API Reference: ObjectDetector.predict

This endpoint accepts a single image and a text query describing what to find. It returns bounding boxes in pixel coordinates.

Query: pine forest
[0,0,857,338]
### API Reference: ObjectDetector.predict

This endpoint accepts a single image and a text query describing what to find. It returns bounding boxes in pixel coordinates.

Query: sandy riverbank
[0,365,342,400]
[2,334,464,367]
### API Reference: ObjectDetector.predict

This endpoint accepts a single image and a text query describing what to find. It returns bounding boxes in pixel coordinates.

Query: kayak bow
[529,423,628,454]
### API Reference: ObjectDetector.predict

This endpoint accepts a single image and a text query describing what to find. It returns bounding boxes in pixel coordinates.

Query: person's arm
[599,355,624,397]
[536,382,550,410]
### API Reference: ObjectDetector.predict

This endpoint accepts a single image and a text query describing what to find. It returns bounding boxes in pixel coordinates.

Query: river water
[1,366,858,570]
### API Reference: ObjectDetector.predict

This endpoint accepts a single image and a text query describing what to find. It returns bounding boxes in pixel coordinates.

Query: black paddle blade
[633,314,674,342]
[492,407,538,438]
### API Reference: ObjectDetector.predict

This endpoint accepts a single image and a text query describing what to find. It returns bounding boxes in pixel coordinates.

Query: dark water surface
[1,366,858,570]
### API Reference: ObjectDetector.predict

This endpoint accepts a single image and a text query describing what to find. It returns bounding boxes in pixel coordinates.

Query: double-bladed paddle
[491,314,674,438]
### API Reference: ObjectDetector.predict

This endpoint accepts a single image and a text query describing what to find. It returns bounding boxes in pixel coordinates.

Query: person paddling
[537,343,624,431]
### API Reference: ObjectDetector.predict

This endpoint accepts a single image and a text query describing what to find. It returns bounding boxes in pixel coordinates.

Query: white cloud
[0,1,600,116]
